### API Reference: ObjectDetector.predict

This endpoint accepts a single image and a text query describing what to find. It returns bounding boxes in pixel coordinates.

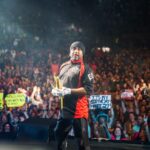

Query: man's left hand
[51,87,71,97]
[62,87,71,96]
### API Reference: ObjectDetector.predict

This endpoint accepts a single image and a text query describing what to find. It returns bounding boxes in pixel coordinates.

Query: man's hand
[51,87,71,97]
[52,88,63,97]
[62,87,71,96]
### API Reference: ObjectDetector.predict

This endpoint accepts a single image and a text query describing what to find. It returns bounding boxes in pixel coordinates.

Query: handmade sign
[89,95,112,110]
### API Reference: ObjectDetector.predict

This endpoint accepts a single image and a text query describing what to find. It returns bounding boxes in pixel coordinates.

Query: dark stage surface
[0,118,149,150]
[0,139,149,150]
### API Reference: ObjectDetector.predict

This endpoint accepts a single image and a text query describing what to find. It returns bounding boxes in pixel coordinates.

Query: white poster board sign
[89,95,112,110]
[121,89,134,100]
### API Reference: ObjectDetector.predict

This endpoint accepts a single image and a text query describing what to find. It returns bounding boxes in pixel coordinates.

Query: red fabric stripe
[71,58,88,119]
[74,96,89,119]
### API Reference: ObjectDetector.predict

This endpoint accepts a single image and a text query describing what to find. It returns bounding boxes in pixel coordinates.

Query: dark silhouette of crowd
[0,47,149,144]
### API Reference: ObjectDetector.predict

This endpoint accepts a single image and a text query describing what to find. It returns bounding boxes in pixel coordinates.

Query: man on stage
[52,41,94,150]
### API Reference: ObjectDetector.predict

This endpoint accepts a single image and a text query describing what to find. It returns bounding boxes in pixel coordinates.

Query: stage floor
[0,139,149,150]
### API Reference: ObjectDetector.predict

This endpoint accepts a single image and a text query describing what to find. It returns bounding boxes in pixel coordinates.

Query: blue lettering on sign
[89,95,112,110]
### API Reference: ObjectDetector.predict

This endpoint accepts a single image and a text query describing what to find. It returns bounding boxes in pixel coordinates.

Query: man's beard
[70,54,80,61]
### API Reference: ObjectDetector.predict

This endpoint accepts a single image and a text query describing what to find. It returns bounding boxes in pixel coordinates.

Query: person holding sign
[51,41,94,150]
[17,86,43,108]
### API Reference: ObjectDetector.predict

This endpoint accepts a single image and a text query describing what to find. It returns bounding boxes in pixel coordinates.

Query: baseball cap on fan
[70,41,85,54]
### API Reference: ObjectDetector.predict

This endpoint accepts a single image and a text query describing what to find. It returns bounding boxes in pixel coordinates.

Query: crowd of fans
[89,48,150,143]
[0,47,149,144]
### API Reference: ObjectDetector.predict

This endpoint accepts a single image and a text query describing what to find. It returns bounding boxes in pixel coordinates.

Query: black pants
[54,118,91,150]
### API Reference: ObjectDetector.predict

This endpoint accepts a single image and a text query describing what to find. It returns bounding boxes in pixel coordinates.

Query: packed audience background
[0,46,149,144]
